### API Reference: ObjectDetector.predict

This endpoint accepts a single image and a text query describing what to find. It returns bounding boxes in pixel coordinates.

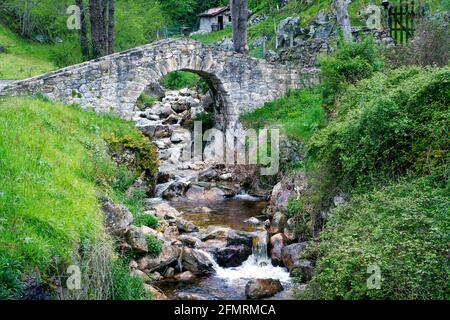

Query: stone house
[198,6,232,33]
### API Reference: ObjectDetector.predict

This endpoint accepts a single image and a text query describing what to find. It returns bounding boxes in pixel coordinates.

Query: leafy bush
[135,214,159,230]
[309,66,450,192]
[384,16,450,69]
[0,254,23,300]
[308,176,449,300]
[136,94,156,110]
[319,36,384,107]
[111,260,150,300]
[146,235,163,257]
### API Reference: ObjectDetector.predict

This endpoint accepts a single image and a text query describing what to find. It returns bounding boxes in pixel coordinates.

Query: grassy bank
[0,97,157,299]
[0,26,56,79]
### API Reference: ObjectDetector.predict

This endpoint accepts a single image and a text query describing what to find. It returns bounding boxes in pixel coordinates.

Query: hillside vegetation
[0,97,157,299]
[241,24,449,298]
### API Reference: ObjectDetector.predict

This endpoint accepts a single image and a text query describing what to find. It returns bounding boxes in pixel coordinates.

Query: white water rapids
[200,231,291,285]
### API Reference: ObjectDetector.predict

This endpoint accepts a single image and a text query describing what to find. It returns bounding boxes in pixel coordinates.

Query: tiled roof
[198,6,230,17]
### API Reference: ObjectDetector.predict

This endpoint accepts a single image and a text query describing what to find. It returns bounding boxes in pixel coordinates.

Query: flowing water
[157,197,293,300]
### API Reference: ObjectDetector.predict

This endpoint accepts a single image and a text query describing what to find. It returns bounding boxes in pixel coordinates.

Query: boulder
[174,271,195,282]
[185,185,205,201]
[199,226,253,248]
[126,226,148,254]
[178,234,202,248]
[270,233,288,266]
[199,168,218,181]
[185,185,225,202]
[163,267,175,278]
[102,201,133,237]
[144,284,168,300]
[137,243,179,272]
[269,212,288,235]
[283,217,298,242]
[181,248,215,275]
[175,292,209,300]
[292,259,314,282]
[204,188,226,201]
[152,203,181,220]
[244,217,261,225]
[176,218,199,233]
[130,269,151,283]
[281,242,309,272]
[163,226,180,240]
[245,279,284,299]
[215,245,252,268]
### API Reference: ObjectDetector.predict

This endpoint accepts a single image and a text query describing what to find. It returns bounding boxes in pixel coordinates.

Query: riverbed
[155,197,293,300]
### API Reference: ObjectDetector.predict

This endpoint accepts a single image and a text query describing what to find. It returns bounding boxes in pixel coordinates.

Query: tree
[89,0,114,58]
[107,0,115,55]
[230,0,249,53]
[333,0,353,43]
[76,0,90,60]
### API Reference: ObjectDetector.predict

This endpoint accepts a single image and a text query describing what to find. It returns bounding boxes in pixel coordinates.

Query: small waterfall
[252,231,270,267]
[197,231,291,284]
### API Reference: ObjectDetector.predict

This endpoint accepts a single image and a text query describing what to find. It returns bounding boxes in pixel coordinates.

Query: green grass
[241,89,326,142]
[0,97,157,298]
[0,25,56,79]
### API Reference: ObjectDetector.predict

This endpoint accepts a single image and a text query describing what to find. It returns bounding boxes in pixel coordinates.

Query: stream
[156,197,293,300]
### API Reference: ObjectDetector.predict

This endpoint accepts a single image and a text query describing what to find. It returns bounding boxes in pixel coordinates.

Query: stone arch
[0,38,318,131]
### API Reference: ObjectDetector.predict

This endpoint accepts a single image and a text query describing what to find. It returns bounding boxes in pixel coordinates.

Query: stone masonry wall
[0,38,319,131]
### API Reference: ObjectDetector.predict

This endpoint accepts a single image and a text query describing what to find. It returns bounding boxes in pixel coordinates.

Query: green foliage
[161,0,198,27]
[146,235,163,257]
[192,111,215,131]
[105,134,159,184]
[160,71,209,92]
[319,36,384,107]
[309,66,450,192]
[136,93,156,110]
[0,25,56,79]
[384,16,450,69]
[111,259,150,300]
[241,89,325,142]
[308,176,450,300]
[0,97,158,298]
[115,0,167,51]
[0,253,23,300]
[135,214,159,230]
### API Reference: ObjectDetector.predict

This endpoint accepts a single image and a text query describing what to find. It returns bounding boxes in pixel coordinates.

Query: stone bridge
[0,38,318,130]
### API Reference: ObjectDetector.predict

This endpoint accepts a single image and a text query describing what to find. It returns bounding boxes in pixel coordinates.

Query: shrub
[308,177,450,300]
[146,235,163,257]
[0,254,23,300]
[308,66,450,192]
[319,36,384,107]
[385,16,450,69]
[135,214,159,230]
[136,93,156,110]
[111,260,150,300]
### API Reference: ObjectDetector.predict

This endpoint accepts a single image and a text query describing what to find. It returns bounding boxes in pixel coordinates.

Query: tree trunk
[89,0,101,58]
[100,0,108,55]
[230,0,249,54]
[333,0,353,43]
[89,0,108,57]
[107,0,115,55]
[76,0,89,60]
